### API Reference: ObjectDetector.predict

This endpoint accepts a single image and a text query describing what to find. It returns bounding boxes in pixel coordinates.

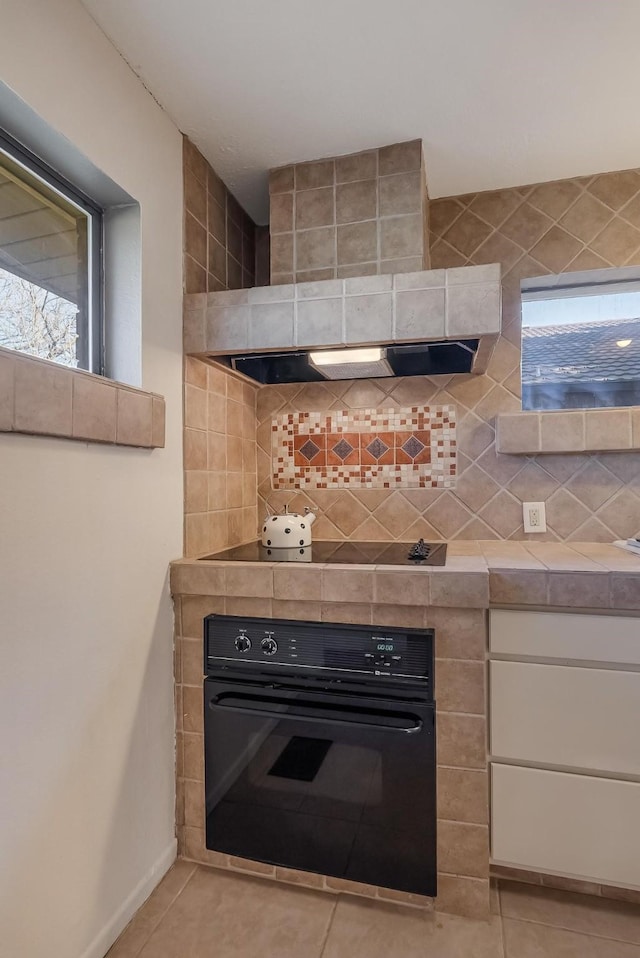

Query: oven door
[204,677,436,896]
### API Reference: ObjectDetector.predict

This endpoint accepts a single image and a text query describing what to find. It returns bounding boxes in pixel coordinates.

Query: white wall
[0,2,184,957]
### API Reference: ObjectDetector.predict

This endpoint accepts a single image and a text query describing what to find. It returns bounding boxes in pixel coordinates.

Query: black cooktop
[199,539,447,566]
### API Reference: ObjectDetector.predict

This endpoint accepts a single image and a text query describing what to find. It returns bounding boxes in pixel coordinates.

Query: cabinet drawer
[490,660,640,776]
[492,763,640,888]
[490,610,640,665]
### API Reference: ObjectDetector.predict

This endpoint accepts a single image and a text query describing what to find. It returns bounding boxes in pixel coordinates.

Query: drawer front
[490,610,640,665]
[492,763,640,888]
[490,660,640,776]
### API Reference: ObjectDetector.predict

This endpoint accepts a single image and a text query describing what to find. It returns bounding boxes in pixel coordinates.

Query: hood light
[309,347,384,365]
[309,346,393,380]
[617,339,632,348]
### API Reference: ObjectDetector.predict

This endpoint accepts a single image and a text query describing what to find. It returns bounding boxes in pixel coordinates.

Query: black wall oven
[203,615,436,897]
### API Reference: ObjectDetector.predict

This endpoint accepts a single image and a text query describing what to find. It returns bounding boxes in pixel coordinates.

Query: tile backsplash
[272,405,456,490]
[184,140,640,548]
[252,161,640,544]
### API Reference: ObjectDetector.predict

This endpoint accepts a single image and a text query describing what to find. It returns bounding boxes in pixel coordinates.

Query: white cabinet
[492,764,640,888]
[489,610,640,888]
[490,610,640,664]
[490,660,640,776]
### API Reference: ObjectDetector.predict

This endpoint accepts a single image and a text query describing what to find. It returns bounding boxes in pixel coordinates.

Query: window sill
[496,408,640,456]
[0,346,165,448]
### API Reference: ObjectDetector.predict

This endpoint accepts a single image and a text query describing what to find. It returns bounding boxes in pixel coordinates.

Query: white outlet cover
[523,501,547,534]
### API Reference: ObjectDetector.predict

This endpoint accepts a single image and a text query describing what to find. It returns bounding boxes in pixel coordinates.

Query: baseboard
[79,839,177,958]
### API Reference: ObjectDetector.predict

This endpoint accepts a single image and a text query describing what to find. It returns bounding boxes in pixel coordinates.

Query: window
[0,131,102,373]
[521,270,640,410]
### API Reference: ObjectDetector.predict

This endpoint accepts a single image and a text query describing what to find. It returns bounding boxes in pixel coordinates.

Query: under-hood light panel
[309,346,393,380]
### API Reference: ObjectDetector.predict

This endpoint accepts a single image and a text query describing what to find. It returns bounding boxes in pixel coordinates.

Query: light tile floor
[107,861,640,957]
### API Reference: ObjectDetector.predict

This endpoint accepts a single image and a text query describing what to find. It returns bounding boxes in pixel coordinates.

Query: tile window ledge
[496,408,640,456]
[0,346,165,448]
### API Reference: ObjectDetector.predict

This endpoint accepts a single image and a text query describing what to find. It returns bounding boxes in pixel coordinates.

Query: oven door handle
[209,694,424,734]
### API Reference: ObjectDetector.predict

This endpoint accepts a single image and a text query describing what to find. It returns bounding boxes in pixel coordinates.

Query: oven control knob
[235,635,251,652]
[261,637,278,656]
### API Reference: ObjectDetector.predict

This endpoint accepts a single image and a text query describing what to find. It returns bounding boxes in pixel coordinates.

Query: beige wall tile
[270,232,294,274]
[337,221,377,265]
[378,140,422,176]
[184,514,210,557]
[185,471,209,514]
[375,571,430,606]
[272,599,321,620]
[185,383,208,430]
[322,568,374,603]
[437,713,486,769]
[437,767,488,824]
[273,565,323,601]
[610,574,640,610]
[225,596,272,616]
[269,165,294,193]
[489,570,548,605]
[321,602,372,625]
[371,604,426,628]
[295,160,335,191]
[296,298,343,348]
[14,357,73,437]
[436,875,490,920]
[344,292,392,343]
[181,594,225,637]
[379,171,423,216]
[335,150,377,183]
[430,573,489,608]
[225,563,273,597]
[185,428,208,470]
[182,685,204,733]
[632,409,640,447]
[269,192,293,233]
[183,779,205,828]
[336,180,377,224]
[72,374,117,443]
[435,660,485,714]
[296,227,336,271]
[395,288,445,341]
[152,397,166,448]
[540,412,585,452]
[296,187,335,230]
[584,409,632,451]
[547,572,610,608]
[183,732,204,782]
[250,302,295,350]
[437,821,489,879]
[116,389,153,447]
[379,214,423,260]
[170,563,225,597]
[337,262,377,278]
[496,413,540,454]
[428,608,487,660]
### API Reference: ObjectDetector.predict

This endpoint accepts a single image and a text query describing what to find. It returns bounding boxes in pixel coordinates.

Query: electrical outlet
[523,501,547,533]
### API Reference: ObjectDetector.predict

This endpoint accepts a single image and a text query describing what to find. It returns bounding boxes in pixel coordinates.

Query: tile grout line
[318,894,340,958]
[501,912,640,947]
[115,862,198,958]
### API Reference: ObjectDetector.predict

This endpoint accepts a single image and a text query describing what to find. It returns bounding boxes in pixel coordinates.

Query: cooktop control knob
[235,634,251,652]
[261,635,278,656]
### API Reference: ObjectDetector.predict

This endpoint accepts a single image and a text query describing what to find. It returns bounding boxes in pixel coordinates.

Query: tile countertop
[170,542,640,612]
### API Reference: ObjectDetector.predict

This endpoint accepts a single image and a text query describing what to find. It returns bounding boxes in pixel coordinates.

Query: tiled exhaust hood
[183,263,502,384]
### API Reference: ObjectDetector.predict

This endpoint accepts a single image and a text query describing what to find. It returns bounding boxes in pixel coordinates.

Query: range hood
[183,263,502,384]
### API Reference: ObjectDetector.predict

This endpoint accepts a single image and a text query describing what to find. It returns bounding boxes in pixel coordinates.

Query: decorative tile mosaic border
[272,406,457,489]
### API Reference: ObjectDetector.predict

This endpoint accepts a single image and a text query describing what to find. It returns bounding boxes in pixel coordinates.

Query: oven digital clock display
[372,637,395,652]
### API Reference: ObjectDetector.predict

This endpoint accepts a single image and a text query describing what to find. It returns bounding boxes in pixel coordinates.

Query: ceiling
[81,0,640,225]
